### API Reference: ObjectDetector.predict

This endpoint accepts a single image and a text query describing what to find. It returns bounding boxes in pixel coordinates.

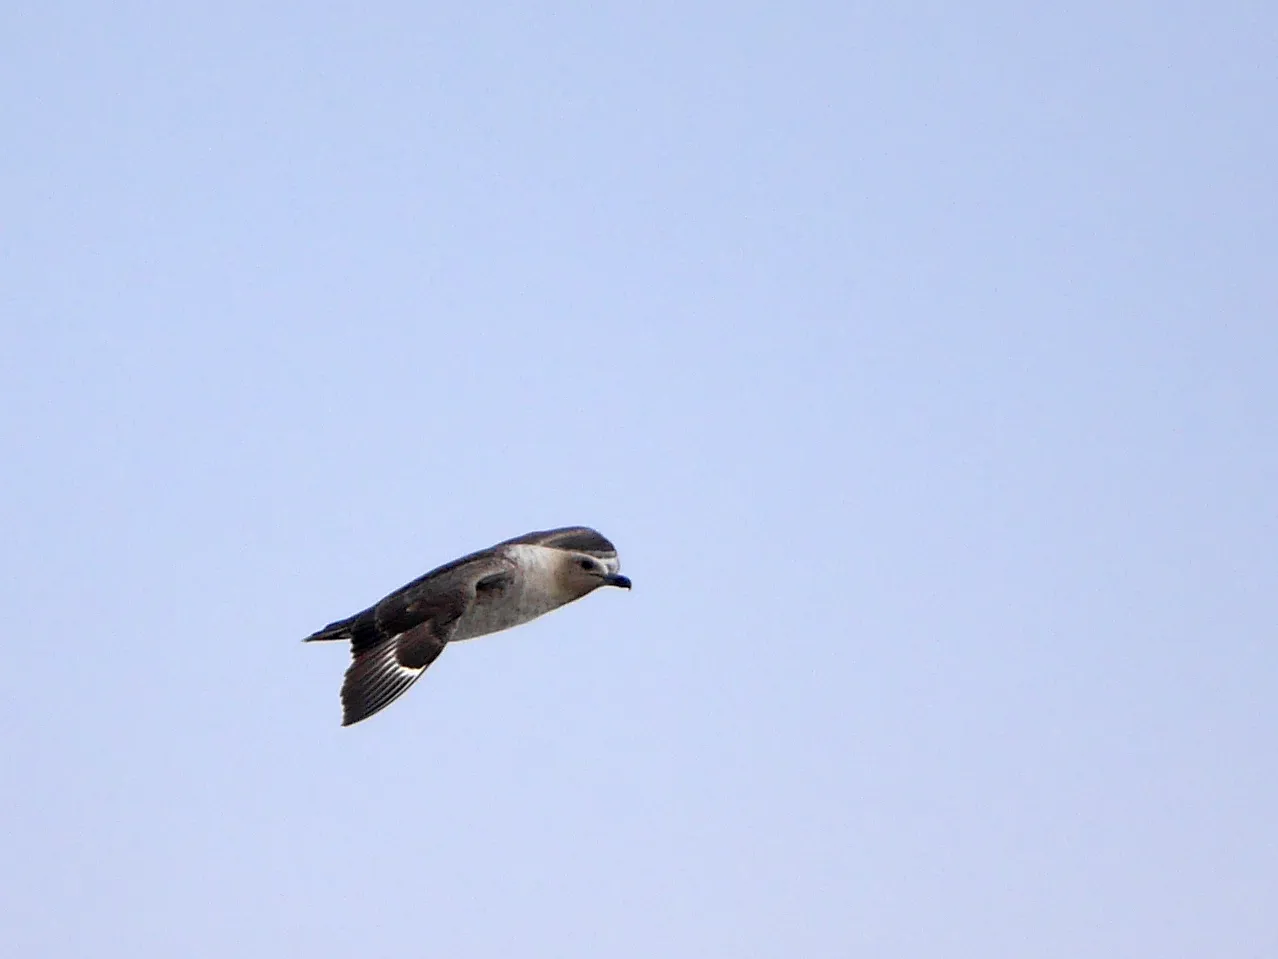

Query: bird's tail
[303,615,356,643]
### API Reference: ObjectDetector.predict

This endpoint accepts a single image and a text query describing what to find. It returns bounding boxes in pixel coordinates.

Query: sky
[2,3,1275,957]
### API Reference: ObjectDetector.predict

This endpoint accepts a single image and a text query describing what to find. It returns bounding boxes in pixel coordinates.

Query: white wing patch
[340,636,430,726]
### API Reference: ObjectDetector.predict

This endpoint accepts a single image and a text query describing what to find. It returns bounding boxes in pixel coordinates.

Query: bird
[304,526,631,725]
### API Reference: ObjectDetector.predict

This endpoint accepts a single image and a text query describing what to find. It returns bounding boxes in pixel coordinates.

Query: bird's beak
[603,573,632,589]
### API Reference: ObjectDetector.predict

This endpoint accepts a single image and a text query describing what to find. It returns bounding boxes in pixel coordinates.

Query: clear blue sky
[2,3,1275,956]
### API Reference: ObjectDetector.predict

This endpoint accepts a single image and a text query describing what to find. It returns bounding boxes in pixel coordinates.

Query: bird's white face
[555,551,631,599]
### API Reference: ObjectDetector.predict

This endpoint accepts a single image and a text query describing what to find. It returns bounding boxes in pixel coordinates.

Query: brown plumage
[304,526,631,725]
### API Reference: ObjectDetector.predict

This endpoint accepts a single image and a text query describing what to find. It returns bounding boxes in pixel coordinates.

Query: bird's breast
[451,546,565,641]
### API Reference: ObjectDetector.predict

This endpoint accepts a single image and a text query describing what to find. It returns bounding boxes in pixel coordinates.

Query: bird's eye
[578,558,596,571]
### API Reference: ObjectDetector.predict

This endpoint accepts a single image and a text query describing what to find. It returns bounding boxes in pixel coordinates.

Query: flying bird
[304,526,631,725]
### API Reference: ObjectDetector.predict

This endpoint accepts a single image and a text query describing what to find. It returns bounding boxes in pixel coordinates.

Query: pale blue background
[2,3,1275,957]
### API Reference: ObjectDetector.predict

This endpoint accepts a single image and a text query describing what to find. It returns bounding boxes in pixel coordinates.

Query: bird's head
[555,550,632,599]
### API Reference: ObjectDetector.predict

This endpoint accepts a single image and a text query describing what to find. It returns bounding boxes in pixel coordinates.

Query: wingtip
[337,636,439,726]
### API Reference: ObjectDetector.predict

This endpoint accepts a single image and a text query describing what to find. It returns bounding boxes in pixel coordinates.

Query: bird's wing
[338,556,511,726]
[499,526,617,556]
[339,618,453,726]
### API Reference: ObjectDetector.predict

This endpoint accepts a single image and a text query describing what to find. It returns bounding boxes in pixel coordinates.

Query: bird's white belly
[451,545,564,642]
[453,588,558,640]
